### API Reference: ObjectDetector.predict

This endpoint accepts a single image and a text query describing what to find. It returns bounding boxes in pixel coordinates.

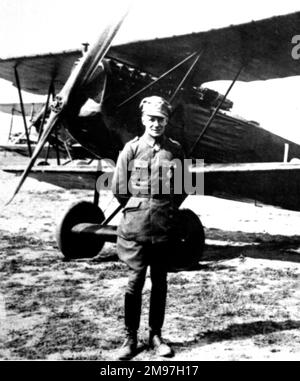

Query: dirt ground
[0,168,300,361]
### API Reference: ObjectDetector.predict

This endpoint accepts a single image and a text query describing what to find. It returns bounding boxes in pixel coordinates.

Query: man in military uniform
[112,96,186,360]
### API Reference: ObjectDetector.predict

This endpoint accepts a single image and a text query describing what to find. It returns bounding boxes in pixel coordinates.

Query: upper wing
[0,50,81,94]
[109,11,300,83]
[1,11,299,95]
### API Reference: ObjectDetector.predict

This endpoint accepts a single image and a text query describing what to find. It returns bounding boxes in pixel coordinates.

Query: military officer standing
[112,95,186,360]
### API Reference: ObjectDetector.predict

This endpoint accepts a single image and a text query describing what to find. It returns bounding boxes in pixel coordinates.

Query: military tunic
[112,133,185,270]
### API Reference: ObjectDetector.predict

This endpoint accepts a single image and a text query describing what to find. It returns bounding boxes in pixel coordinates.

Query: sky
[1,0,300,143]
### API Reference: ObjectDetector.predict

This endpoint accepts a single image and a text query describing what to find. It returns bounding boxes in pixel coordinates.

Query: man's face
[142,114,168,138]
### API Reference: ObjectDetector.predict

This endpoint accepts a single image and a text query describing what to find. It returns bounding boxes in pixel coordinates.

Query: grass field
[1,165,300,361]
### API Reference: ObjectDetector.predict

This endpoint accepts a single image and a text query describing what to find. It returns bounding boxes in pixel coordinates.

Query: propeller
[5,6,130,206]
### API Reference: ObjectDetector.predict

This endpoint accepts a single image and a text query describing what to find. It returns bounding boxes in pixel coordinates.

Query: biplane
[1,6,300,269]
[0,101,92,162]
[0,102,42,156]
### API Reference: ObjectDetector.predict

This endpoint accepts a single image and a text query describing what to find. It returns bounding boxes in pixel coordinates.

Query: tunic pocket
[118,198,150,241]
[122,199,142,213]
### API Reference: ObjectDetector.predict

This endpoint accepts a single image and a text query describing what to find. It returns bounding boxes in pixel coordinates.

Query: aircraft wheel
[168,208,205,272]
[56,201,105,259]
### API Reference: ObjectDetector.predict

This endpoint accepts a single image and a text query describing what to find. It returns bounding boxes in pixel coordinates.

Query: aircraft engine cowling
[64,108,121,161]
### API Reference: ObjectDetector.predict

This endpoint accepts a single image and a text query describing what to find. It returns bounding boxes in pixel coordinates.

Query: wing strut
[188,64,245,156]
[54,126,61,165]
[38,82,54,141]
[7,108,15,143]
[169,51,203,104]
[117,51,199,108]
[14,66,32,156]
[63,141,73,163]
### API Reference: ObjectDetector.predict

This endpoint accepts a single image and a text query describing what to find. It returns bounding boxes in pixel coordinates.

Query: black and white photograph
[0,0,300,363]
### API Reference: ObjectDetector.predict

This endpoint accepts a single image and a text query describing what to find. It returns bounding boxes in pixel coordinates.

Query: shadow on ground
[171,319,300,350]
[203,228,300,263]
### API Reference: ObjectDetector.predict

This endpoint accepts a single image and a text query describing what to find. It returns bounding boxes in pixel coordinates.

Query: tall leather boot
[117,292,142,360]
[117,328,137,361]
[149,329,174,358]
[148,271,173,357]
[149,270,167,334]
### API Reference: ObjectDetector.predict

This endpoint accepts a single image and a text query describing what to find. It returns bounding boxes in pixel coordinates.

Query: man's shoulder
[165,136,185,157]
[167,136,180,145]
[122,136,141,155]
[166,136,182,149]
[126,136,140,145]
